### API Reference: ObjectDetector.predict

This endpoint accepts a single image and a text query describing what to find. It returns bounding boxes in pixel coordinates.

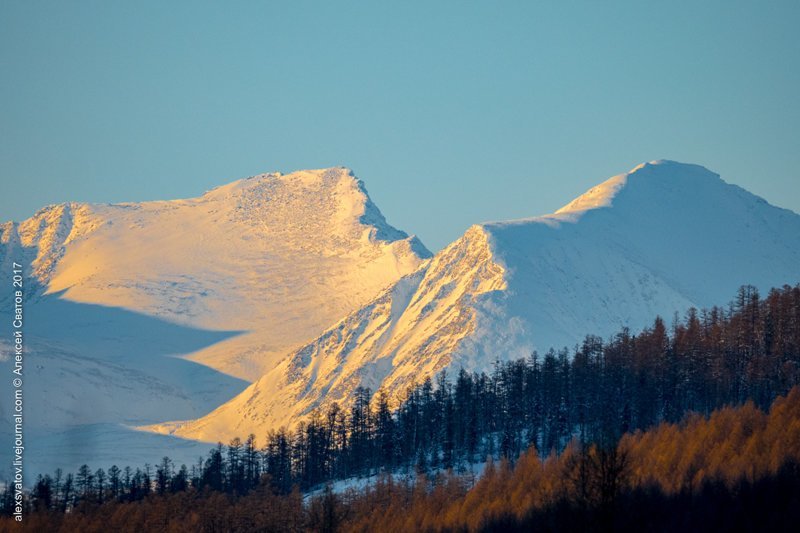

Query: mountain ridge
[151,160,800,443]
[3,160,799,476]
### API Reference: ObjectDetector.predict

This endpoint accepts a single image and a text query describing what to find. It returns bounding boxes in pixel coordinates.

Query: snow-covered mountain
[0,168,429,380]
[0,167,429,476]
[154,160,800,443]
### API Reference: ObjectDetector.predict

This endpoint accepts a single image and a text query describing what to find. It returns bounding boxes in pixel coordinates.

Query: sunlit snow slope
[0,167,429,477]
[159,161,800,443]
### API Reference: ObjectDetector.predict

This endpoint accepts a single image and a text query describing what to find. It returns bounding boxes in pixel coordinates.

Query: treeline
[259,283,800,490]
[5,388,800,532]
[1,283,799,522]
[342,386,800,532]
[261,283,800,489]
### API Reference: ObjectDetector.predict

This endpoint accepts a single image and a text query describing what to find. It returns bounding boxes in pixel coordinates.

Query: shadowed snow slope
[156,161,800,443]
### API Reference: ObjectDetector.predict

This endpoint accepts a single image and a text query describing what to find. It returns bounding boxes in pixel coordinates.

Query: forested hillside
[4,387,799,531]
[2,283,799,531]
[341,386,800,532]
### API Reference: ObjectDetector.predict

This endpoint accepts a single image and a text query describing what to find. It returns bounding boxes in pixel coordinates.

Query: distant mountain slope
[0,167,430,381]
[0,168,429,478]
[158,161,800,442]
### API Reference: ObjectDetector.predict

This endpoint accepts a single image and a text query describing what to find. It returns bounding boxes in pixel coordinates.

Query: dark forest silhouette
[2,283,799,531]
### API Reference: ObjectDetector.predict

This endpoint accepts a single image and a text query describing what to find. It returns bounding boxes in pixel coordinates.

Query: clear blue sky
[2,1,799,250]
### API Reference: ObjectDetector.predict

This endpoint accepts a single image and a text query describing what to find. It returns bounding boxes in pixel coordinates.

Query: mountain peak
[197,167,428,252]
[555,160,720,218]
[627,159,720,181]
[202,166,356,199]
